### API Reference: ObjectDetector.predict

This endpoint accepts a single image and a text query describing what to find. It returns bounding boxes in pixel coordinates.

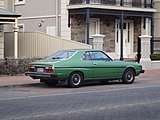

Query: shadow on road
[19,80,129,89]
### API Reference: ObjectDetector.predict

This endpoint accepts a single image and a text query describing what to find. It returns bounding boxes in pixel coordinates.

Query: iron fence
[152,37,160,54]
[137,37,160,63]
[69,0,152,8]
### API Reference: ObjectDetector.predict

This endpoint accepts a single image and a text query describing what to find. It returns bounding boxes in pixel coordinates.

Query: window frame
[82,51,113,61]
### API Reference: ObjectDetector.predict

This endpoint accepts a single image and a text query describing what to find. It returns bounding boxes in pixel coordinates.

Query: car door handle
[93,63,97,65]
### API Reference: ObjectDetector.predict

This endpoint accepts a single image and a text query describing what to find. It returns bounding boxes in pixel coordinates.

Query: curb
[0,83,42,89]
[1,77,160,89]
[0,69,160,89]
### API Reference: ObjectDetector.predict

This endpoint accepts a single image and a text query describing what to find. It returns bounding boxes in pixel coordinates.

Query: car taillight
[45,66,54,73]
[28,66,35,72]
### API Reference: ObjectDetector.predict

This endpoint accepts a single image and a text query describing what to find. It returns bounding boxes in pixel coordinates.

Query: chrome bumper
[25,72,58,79]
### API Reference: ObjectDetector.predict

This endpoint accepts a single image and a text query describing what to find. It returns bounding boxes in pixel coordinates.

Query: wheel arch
[124,67,136,75]
[122,66,136,84]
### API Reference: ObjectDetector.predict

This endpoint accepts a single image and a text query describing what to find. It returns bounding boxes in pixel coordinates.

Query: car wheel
[122,68,135,84]
[68,72,83,88]
[44,80,58,87]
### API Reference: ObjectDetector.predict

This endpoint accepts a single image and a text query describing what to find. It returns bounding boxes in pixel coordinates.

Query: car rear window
[49,50,76,59]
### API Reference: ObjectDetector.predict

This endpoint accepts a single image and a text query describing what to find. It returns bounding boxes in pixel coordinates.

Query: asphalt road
[0,78,160,120]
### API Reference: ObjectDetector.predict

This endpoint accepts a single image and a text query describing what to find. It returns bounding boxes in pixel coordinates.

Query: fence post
[92,34,105,50]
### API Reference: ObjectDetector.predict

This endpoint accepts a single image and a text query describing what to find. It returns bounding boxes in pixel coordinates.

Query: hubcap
[126,71,133,82]
[72,74,81,86]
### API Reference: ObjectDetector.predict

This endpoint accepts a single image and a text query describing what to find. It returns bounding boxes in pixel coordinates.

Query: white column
[92,34,105,50]
[139,35,152,69]
[14,19,19,59]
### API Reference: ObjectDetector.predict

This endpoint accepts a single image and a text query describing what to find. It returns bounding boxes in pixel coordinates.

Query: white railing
[4,31,92,58]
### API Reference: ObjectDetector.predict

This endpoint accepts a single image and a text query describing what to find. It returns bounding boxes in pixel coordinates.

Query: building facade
[154,0,160,37]
[68,0,156,60]
[13,0,71,40]
[153,0,160,53]
[0,0,20,59]
[13,0,65,37]
[10,0,157,60]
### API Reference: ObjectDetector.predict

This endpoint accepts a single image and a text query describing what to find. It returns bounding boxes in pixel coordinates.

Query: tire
[44,80,58,87]
[68,72,83,88]
[122,68,135,84]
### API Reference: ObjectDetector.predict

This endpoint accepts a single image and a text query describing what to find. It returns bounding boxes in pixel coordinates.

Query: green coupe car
[25,49,144,88]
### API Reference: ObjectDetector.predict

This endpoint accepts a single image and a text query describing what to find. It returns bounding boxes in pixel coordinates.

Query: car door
[81,51,94,80]
[89,51,122,79]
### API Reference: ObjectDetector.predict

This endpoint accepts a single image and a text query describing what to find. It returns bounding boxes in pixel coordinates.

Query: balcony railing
[69,0,153,8]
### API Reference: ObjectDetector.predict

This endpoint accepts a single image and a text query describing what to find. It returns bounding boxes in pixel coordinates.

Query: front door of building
[115,20,133,58]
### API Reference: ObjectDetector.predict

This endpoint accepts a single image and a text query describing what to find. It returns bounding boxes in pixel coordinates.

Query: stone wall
[71,15,141,53]
[71,15,86,43]
[100,16,115,52]
[133,17,141,52]
[71,15,116,52]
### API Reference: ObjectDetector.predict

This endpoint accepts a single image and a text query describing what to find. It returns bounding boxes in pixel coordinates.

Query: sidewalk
[0,69,160,87]
[0,75,39,87]
[138,69,160,78]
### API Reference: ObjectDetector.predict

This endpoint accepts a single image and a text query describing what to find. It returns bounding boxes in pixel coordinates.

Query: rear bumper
[25,72,58,79]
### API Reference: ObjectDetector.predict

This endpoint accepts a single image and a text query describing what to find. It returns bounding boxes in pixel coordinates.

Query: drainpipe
[13,0,15,12]
[13,1,19,58]
[14,19,18,59]
[55,0,58,36]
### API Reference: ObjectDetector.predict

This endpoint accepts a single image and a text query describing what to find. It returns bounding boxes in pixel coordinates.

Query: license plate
[37,68,44,72]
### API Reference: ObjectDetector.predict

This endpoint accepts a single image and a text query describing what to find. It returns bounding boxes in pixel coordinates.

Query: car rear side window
[49,50,76,59]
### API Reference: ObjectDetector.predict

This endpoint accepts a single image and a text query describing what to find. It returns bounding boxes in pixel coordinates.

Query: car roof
[72,49,102,52]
